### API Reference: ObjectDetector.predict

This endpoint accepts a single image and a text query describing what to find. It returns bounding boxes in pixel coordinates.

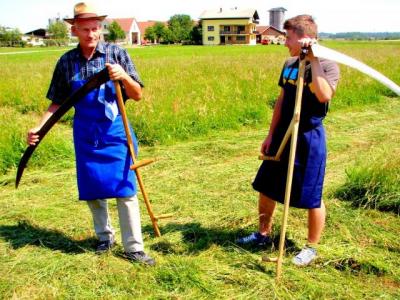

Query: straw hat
[64,2,107,25]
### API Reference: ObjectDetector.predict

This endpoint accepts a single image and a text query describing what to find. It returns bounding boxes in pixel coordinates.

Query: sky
[1,0,399,33]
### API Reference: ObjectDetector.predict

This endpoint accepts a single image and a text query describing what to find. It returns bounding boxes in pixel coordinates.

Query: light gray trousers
[86,195,144,252]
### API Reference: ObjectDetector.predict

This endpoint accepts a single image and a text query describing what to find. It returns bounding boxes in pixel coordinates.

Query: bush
[44,39,69,47]
[334,147,400,214]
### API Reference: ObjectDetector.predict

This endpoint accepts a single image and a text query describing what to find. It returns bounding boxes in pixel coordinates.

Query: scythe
[15,68,110,188]
[312,44,400,96]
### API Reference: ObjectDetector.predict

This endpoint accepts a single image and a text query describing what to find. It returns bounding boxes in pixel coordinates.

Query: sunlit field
[0,42,399,299]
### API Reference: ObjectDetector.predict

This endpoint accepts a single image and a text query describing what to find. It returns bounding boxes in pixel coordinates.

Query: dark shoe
[95,239,115,254]
[236,232,272,247]
[125,251,156,266]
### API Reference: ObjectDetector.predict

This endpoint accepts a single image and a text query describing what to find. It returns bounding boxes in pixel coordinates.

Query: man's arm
[105,63,142,100]
[308,57,335,103]
[299,38,336,103]
[27,103,60,145]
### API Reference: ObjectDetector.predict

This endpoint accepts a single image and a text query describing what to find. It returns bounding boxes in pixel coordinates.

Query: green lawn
[0,42,399,299]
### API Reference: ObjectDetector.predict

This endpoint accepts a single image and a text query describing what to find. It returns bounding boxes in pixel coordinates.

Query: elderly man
[27,2,155,266]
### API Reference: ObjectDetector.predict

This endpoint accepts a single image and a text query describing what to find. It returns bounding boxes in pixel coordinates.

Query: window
[207,26,214,31]
[238,25,245,33]
[208,36,214,41]
[223,26,230,32]
[237,36,246,41]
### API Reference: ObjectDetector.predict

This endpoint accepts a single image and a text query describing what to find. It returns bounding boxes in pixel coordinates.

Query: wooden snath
[113,81,172,237]
[259,51,307,280]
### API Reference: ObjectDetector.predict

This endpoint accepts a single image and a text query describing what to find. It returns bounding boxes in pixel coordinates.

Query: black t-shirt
[278,57,340,126]
[269,57,340,155]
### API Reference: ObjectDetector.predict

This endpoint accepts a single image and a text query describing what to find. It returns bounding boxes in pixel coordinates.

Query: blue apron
[253,61,327,209]
[71,63,138,200]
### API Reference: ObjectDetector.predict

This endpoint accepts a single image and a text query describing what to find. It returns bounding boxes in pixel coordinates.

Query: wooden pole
[275,57,306,280]
[259,118,294,161]
[113,81,162,237]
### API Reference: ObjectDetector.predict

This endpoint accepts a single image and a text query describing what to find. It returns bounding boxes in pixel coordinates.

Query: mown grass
[1,100,399,299]
[0,42,399,298]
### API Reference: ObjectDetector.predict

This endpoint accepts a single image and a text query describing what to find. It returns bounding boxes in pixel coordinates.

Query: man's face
[72,19,101,49]
[284,29,302,57]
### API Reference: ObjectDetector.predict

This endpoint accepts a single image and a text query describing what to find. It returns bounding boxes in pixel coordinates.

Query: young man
[27,2,155,266]
[237,15,340,266]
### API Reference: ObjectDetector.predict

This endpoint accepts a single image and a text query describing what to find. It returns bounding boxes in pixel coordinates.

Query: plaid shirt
[47,42,143,104]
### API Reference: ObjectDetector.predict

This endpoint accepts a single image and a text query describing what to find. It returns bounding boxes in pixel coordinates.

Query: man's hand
[27,127,41,146]
[105,63,128,81]
[261,135,272,155]
[298,37,317,48]
[106,63,142,100]
[298,37,317,61]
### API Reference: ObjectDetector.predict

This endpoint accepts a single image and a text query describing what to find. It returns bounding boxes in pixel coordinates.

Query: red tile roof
[106,18,136,32]
[256,25,284,35]
[256,26,268,33]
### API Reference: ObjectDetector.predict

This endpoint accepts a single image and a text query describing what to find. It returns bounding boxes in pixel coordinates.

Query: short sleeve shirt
[46,42,143,104]
[277,57,340,130]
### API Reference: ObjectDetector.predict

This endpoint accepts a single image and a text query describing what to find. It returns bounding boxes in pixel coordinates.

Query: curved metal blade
[15,146,35,188]
[311,44,400,96]
[16,68,110,188]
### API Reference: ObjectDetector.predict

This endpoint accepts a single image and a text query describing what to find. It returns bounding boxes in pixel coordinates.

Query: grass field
[0,42,399,299]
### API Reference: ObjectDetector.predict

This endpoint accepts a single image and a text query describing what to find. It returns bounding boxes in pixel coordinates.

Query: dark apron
[253,61,327,209]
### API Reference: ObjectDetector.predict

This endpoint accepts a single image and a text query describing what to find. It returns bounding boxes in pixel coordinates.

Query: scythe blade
[15,68,110,188]
[311,44,400,96]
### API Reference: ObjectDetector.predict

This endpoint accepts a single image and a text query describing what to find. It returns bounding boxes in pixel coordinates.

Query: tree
[47,20,69,46]
[161,27,174,44]
[168,14,193,43]
[0,26,22,47]
[48,21,68,39]
[153,22,166,43]
[143,16,201,45]
[190,23,202,45]
[144,26,156,43]
[108,21,125,42]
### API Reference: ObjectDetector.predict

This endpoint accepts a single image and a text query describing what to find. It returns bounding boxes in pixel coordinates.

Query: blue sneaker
[236,232,272,246]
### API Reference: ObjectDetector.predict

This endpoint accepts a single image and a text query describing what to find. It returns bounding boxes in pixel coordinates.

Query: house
[22,28,47,46]
[255,25,285,44]
[137,21,168,44]
[137,21,158,44]
[101,18,141,45]
[199,8,259,45]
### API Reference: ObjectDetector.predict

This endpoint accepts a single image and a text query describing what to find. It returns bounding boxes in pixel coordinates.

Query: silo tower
[269,7,287,31]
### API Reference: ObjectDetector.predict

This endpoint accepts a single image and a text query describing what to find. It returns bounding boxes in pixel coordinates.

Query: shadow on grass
[146,222,300,255]
[319,258,388,276]
[0,220,96,254]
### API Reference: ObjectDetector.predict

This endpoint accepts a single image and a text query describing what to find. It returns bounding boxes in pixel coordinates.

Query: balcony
[220,30,248,35]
